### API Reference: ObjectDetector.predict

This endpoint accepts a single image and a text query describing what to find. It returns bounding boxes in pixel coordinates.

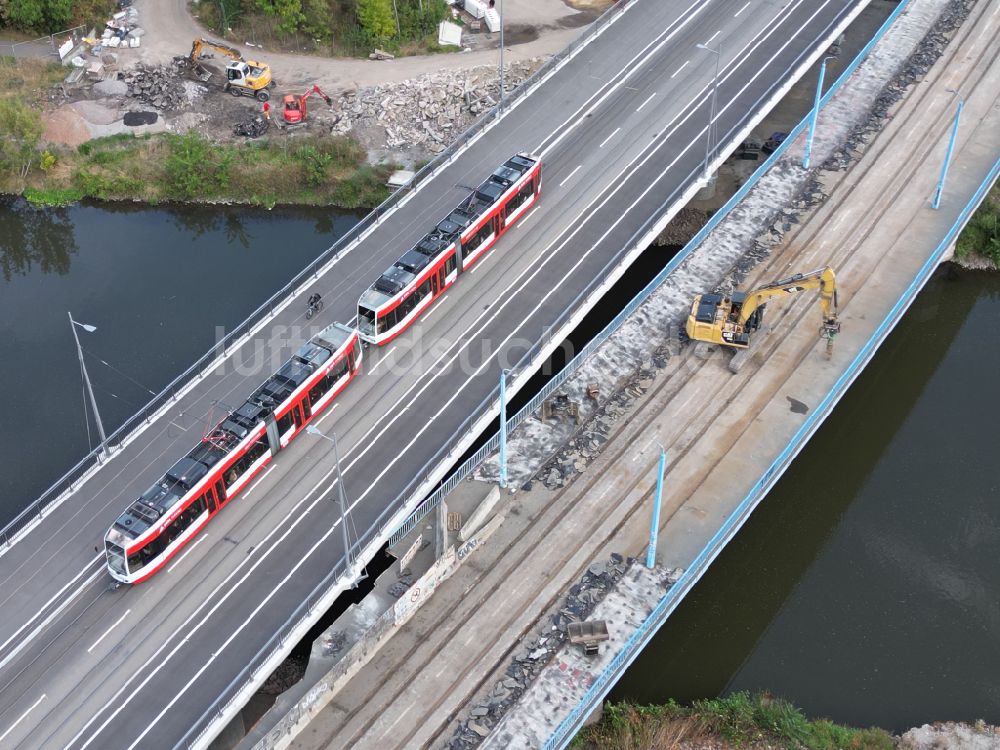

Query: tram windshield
[105,541,127,577]
[358,305,377,335]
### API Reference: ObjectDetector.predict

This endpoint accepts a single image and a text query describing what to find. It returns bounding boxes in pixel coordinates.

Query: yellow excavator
[685,265,841,372]
[179,38,275,101]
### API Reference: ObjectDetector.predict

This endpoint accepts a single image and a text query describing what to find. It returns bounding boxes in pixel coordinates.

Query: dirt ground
[42,0,608,150]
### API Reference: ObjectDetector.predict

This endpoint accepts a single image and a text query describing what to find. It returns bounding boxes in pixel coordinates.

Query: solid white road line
[0,552,103,660]
[535,0,709,157]
[340,0,835,507]
[636,92,657,112]
[71,0,840,742]
[0,561,103,673]
[558,165,582,187]
[706,29,721,43]
[87,610,131,654]
[315,402,341,426]
[671,60,690,79]
[516,208,539,227]
[599,127,622,148]
[0,693,45,744]
[422,295,449,322]
[336,0,799,474]
[166,534,210,573]
[240,465,276,500]
[367,345,397,375]
[735,1,751,17]
[9,0,683,678]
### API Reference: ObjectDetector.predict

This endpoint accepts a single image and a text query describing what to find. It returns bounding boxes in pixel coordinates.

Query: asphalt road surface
[0,1,868,747]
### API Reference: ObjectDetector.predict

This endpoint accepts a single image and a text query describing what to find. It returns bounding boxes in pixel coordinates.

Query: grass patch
[955,177,1000,266]
[12,130,391,209]
[23,186,85,207]
[578,693,894,750]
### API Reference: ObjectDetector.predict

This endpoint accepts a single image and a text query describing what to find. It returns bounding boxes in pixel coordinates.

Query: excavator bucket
[194,64,212,82]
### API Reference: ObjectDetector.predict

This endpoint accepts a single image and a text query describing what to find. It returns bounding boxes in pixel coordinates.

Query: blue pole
[499,369,508,488]
[802,57,829,170]
[932,98,963,209]
[645,448,666,569]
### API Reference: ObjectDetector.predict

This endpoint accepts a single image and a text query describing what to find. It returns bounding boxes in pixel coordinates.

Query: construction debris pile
[332,60,542,153]
[121,64,188,109]
[448,554,636,749]
[95,1,143,51]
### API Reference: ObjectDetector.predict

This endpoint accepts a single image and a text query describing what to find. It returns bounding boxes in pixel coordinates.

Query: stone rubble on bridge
[445,553,665,750]
[448,564,683,750]
[330,60,541,153]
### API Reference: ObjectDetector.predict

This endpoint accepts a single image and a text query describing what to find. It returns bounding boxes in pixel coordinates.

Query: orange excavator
[282,85,333,125]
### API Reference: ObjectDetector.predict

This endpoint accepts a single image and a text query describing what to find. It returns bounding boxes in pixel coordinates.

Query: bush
[164,133,231,200]
[955,182,1000,265]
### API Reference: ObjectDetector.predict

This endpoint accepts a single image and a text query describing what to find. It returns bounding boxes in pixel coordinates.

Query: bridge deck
[0,1,869,747]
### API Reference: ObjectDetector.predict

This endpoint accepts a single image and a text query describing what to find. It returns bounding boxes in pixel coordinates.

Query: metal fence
[0,0,636,553]
[542,152,1000,750]
[1,24,85,60]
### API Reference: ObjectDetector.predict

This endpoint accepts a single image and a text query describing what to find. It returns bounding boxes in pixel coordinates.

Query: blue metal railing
[384,0,906,549]
[540,158,1000,750]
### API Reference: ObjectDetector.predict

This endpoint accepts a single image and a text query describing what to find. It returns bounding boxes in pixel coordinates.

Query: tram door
[264,413,282,455]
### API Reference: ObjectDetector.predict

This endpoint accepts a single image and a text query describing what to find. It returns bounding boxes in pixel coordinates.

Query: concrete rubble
[445,555,681,750]
[474,0,971,493]
[120,64,191,110]
[449,564,684,750]
[331,60,541,153]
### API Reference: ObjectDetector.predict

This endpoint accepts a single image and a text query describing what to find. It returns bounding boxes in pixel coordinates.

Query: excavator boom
[685,265,841,361]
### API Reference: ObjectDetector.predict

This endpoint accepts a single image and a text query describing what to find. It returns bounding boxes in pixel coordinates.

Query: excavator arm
[738,266,839,327]
[189,38,243,63]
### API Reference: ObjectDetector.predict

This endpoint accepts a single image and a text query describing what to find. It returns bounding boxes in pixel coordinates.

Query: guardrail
[1,0,637,553]
[165,3,641,746]
[541,153,1000,750]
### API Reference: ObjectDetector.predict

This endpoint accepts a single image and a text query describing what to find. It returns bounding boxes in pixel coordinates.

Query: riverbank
[18,130,393,209]
[578,695,1000,750]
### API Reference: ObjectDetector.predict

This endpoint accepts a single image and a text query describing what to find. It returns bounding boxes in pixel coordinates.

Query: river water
[0,198,362,526]
[610,264,1000,731]
[2,200,998,731]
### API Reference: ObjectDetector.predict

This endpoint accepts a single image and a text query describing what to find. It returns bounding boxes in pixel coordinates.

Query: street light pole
[932,89,964,210]
[645,447,666,569]
[696,42,721,182]
[499,368,510,489]
[306,425,354,568]
[69,312,107,459]
[491,0,504,117]
[802,56,833,170]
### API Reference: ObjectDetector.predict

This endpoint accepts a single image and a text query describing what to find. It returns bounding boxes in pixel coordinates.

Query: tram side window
[445,255,457,275]
[329,357,349,384]
[277,412,294,434]
[466,223,493,255]
[163,495,208,545]
[223,437,268,488]
[510,182,535,216]
[128,536,166,571]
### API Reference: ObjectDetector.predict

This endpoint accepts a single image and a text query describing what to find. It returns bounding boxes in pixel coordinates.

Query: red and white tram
[357,152,542,345]
[104,323,362,584]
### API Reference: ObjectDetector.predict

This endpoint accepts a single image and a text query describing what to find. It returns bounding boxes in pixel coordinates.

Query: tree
[5,0,45,30]
[356,0,395,43]
[256,0,305,35]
